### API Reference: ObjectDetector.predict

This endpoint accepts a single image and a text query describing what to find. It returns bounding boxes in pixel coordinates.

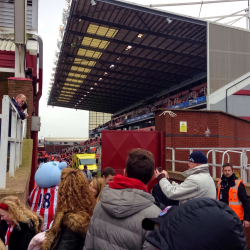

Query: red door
[101,130,165,191]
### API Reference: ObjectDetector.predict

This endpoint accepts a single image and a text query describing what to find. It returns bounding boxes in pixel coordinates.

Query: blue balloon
[35,161,67,188]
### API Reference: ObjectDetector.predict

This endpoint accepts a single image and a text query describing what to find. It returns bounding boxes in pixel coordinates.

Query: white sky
[38,0,249,139]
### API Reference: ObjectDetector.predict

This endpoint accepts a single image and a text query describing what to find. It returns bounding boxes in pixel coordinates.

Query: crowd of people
[89,84,207,134]
[0,148,249,250]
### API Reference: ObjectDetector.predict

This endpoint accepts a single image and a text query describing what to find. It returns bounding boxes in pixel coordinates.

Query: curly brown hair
[42,168,96,250]
[0,196,43,233]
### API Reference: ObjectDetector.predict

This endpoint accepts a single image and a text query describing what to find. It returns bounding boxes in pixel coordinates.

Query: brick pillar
[7,77,33,139]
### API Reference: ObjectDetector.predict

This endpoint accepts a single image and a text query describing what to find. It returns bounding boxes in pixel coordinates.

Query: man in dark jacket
[217,163,250,227]
[142,198,247,250]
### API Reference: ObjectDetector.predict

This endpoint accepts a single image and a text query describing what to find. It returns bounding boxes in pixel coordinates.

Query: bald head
[16,94,26,107]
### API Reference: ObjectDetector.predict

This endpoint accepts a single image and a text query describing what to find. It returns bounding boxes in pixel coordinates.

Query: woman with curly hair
[0,196,43,250]
[42,168,96,250]
[89,177,106,202]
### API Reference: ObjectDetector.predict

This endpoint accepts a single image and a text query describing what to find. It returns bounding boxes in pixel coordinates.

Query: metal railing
[0,95,25,189]
[166,147,250,183]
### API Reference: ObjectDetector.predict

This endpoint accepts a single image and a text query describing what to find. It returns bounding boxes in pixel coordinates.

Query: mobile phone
[156,167,162,172]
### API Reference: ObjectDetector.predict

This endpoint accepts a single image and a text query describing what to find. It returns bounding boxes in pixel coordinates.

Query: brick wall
[7,78,33,139]
[155,109,250,247]
[0,72,14,113]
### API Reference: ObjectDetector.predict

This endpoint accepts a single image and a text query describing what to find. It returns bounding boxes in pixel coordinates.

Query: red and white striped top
[28,186,58,231]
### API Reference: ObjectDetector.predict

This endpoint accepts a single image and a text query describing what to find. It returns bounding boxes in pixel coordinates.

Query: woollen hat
[188,151,207,164]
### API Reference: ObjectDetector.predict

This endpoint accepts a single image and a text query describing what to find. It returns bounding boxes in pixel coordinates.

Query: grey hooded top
[84,186,161,250]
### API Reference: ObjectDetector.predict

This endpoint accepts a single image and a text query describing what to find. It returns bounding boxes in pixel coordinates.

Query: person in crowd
[89,177,106,202]
[82,165,93,181]
[41,168,96,250]
[84,148,161,250]
[152,181,179,207]
[155,151,216,205]
[0,196,43,250]
[101,167,116,184]
[142,197,247,250]
[11,94,29,120]
[217,163,250,227]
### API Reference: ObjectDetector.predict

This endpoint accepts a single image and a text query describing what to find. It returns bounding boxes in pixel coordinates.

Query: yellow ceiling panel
[62,87,77,91]
[58,99,69,102]
[66,78,73,82]
[60,94,73,97]
[86,24,118,38]
[64,83,81,88]
[71,66,78,71]
[61,90,76,95]
[68,73,75,77]
[74,74,81,78]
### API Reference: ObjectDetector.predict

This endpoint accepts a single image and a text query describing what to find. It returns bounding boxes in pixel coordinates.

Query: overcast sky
[38,0,249,139]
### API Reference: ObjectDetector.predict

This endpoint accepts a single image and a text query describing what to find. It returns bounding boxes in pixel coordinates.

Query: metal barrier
[0,95,24,189]
[166,147,250,183]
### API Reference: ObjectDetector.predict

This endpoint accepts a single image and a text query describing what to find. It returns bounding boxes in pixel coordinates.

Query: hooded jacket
[158,164,216,205]
[146,198,247,250]
[84,183,161,250]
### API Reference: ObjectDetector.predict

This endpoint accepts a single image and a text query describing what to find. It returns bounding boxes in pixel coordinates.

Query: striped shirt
[28,186,58,231]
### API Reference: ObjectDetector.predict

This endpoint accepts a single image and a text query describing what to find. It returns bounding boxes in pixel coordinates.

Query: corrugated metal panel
[0,1,32,29]
[209,23,250,94]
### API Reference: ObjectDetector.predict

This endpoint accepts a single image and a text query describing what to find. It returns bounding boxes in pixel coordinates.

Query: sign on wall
[180,121,187,132]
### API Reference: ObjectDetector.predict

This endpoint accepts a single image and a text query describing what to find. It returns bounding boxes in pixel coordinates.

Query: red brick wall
[7,78,33,139]
[0,72,14,113]
[155,109,250,248]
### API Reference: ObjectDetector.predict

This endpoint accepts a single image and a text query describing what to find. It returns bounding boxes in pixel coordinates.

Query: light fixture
[77,103,79,104]
[84,95,86,96]
[94,83,98,86]
[138,34,143,38]
[167,18,172,24]
[79,19,81,22]
[79,100,81,102]
[81,98,83,99]
[87,91,89,93]
[90,87,93,90]
[91,0,96,6]
[126,45,132,50]
[110,64,114,69]
[99,78,102,81]
[117,57,120,60]
[104,72,108,75]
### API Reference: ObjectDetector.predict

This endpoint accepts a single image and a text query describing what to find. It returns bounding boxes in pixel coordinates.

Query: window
[64,142,68,144]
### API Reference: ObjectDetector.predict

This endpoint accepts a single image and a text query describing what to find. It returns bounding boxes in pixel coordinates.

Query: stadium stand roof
[48,0,207,113]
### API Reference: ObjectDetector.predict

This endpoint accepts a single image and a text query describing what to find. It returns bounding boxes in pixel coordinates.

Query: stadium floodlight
[91,0,96,6]
[94,83,98,86]
[99,78,103,81]
[159,111,177,117]
[138,34,143,38]
[167,18,172,24]
[90,87,93,90]
[104,72,108,75]
[110,64,115,68]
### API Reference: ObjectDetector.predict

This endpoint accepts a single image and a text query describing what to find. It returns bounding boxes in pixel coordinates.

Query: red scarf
[109,174,149,193]
[5,225,12,246]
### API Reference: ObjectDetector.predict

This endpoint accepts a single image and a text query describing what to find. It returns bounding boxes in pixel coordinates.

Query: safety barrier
[166,147,250,183]
[0,95,25,189]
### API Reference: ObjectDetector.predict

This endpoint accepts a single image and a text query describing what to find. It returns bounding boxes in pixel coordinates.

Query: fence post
[242,149,247,183]
[0,96,10,188]
[9,110,17,177]
[19,120,23,166]
[15,118,21,170]
[172,148,175,171]
[212,149,216,178]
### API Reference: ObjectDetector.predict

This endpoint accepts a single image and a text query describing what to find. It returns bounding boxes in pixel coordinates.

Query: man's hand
[243,221,250,227]
[25,113,29,119]
[155,169,169,179]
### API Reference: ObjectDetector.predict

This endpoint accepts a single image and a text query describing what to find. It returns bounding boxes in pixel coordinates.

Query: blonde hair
[0,196,43,233]
[90,177,106,202]
[42,168,96,250]
[0,239,5,250]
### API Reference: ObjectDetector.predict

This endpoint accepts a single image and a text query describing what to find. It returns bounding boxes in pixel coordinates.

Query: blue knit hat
[188,151,207,164]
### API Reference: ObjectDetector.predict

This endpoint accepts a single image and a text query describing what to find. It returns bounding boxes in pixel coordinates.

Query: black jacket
[146,198,247,250]
[43,213,88,250]
[0,220,36,250]
[51,226,85,250]
[218,173,250,221]
[152,183,179,207]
